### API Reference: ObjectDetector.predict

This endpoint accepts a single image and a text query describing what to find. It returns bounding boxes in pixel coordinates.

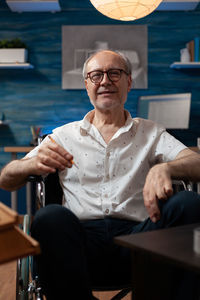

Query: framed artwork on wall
[62,25,148,90]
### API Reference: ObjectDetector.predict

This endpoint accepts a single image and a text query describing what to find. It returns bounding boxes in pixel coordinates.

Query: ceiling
[2,0,200,13]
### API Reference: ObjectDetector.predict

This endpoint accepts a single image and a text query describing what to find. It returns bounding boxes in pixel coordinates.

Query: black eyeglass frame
[85,68,129,84]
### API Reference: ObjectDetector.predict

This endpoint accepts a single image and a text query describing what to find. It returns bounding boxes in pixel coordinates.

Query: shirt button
[105,209,109,214]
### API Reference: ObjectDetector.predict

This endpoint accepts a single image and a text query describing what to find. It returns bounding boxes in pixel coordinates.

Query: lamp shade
[90,0,162,21]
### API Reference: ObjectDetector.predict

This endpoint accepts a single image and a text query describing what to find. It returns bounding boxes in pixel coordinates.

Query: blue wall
[0,3,200,210]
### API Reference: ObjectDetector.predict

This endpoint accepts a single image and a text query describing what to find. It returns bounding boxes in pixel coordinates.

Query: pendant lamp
[89,0,162,21]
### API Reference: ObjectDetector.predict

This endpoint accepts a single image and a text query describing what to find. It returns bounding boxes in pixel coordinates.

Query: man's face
[84,51,132,112]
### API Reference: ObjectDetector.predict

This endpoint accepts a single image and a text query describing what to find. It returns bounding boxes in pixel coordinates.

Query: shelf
[0,63,34,69]
[170,62,200,69]
[0,121,9,126]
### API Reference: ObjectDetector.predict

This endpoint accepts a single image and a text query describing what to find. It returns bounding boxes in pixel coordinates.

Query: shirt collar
[80,109,135,134]
[80,110,95,133]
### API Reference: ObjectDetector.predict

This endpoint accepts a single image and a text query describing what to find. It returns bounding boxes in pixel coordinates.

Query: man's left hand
[143,163,173,223]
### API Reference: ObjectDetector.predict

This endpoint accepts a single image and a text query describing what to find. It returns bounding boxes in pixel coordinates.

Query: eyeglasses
[86,68,129,84]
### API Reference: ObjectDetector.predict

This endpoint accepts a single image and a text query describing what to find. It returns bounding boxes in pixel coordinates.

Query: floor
[0,261,16,300]
[93,290,131,300]
[0,260,131,300]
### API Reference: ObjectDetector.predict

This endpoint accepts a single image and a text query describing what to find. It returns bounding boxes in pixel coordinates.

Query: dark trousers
[31,191,200,300]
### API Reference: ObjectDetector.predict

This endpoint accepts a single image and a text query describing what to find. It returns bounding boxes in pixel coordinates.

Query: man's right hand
[28,139,74,175]
[0,139,73,191]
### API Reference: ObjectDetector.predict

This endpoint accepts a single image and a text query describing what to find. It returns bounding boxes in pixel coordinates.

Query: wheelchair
[16,171,132,300]
[16,168,193,300]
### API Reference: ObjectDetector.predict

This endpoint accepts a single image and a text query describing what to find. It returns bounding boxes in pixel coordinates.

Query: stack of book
[186,37,200,62]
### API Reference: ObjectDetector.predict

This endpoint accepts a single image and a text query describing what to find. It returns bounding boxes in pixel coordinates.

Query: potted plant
[0,38,28,63]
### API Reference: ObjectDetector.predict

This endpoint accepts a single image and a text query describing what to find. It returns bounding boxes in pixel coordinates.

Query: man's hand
[0,139,73,191]
[143,163,173,223]
[28,139,74,176]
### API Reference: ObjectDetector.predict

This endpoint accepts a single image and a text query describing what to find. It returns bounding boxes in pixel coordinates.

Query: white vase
[180,48,190,63]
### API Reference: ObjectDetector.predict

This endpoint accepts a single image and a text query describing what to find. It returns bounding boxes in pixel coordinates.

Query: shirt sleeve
[24,135,53,159]
[24,130,65,159]
[151,131,187,163]
[24,144,40,159]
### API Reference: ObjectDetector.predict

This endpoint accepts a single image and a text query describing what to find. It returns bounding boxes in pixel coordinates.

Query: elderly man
[1,50,200,300]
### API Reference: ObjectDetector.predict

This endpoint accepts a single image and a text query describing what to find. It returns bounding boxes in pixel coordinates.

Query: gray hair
[82,50,132,79]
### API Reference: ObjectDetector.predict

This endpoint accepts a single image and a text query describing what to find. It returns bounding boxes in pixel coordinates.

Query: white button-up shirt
[26,110,187,221]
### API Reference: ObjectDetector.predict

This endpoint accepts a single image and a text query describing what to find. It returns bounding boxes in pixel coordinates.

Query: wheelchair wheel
[16,215,31,300]
[16,214,44,300]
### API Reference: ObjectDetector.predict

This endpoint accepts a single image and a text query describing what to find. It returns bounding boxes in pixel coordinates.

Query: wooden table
[0,202,40,300]
[115,223,200,300]
[0,202,40,264]
[4,147,34,214]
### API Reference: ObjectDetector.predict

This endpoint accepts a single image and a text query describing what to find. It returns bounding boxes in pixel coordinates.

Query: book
[186,40,194,62]
[194,37,200,62]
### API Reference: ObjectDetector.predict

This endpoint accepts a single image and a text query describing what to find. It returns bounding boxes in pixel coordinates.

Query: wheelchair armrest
[27,175,45,209]
[28,172,63,208]
[172,180,193,193]
[28,175,44,183]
